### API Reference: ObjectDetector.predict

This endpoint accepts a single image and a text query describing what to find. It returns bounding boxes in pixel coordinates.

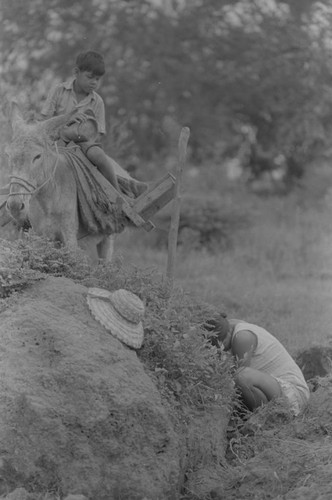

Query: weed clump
[140,289,234,413]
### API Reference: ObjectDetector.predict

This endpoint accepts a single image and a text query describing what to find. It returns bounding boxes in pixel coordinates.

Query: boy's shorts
[275,377,310,416]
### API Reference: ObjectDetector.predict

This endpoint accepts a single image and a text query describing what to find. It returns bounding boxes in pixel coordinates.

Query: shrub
[153,193,249,252]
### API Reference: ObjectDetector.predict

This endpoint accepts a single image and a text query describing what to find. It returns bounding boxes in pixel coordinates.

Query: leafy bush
[0,237,44,299]
[154,194,249,252]
[140,287,234,412]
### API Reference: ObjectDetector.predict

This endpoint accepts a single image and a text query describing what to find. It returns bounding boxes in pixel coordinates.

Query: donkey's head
[5,101,75,221]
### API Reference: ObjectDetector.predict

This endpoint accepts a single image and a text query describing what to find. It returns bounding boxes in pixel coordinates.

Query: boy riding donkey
[40,50,147,199]
[1,50,177,252]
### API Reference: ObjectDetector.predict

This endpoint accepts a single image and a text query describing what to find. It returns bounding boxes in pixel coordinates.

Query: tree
[1,0,332,170]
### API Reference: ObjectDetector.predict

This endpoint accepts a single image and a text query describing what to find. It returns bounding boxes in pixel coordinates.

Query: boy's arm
[93,97,106,136]
[231,330,257,368]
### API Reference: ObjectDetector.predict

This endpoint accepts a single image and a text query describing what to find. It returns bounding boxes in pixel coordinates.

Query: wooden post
[166,126,190,290]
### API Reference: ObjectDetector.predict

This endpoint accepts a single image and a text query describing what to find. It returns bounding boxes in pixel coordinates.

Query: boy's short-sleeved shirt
[41,77,106,134]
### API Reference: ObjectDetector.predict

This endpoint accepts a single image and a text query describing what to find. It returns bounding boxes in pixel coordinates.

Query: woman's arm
[231,330,258,367]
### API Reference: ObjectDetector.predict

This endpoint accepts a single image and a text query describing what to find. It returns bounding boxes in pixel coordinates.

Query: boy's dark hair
[75,51,105,76]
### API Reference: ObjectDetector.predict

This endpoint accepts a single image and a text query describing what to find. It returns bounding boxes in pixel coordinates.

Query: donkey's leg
[57,211,80,251]
[97,234,115,261]
[62,232,79,251]
[78,236,100,263]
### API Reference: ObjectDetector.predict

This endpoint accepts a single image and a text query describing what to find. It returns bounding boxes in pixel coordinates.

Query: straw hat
[87,287,145,349]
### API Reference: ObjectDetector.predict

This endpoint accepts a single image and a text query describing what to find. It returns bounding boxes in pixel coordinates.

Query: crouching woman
[204,314,310,416]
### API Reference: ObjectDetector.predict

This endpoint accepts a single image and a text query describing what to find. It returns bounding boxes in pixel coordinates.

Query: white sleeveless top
[232,321,309,403]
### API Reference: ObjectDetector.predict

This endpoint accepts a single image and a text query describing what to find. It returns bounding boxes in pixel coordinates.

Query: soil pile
[0,277,181,499]
[1,268,330,500]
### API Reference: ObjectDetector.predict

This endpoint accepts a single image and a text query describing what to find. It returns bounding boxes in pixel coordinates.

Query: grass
[0,231,235,499]
[0,229,235,413]
[1,161,332,500]
[112,168,332,500]
[114,163,332,356]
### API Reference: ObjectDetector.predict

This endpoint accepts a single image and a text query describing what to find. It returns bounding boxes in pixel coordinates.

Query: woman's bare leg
[235,366,282,411]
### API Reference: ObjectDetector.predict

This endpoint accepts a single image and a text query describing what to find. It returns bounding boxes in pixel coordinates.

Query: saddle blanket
[60,143,133,235]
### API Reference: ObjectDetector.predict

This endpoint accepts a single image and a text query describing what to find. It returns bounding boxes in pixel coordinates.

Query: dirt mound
[2,266,330,499]
[0,277,181,499]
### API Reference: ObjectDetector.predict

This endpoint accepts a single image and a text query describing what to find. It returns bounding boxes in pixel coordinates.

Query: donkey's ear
[2,99,25,132]
[39,110,77,140]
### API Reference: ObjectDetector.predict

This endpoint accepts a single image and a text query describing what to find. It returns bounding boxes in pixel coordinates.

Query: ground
[2,273,329,500]
[196,364,332,500]
[1,161,332,498]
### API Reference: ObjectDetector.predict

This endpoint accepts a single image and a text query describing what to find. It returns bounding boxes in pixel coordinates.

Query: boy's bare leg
[86,146,120,191]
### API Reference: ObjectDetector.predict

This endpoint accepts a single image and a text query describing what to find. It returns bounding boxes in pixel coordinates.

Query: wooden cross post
[166,126,190,291]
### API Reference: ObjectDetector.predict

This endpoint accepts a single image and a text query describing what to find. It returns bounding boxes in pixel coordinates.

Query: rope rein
[7,142,60,198]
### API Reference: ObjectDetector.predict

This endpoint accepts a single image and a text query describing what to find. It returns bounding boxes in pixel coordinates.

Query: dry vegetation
[116,161,332,353]
[1,158,332,499]
[112,160,332,499]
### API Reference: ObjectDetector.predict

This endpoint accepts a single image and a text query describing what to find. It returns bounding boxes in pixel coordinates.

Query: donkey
[4,102,120,262]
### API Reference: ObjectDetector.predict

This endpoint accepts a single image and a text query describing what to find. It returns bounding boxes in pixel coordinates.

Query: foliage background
[2,3,332,498]
[2,0,332,169]
[1,0,332,345]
